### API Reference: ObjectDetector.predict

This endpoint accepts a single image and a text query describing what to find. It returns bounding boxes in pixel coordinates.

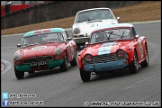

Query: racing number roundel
[70,44,74,59]
[138,40,144,59]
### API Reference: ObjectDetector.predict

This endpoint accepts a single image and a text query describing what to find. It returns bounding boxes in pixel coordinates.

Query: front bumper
[84,59,128,72]
[15,59,64,72]
[73,37,90,44]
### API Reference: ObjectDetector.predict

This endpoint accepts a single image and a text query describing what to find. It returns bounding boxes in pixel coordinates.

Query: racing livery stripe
[98,42,117,55]
[23,31,35,37]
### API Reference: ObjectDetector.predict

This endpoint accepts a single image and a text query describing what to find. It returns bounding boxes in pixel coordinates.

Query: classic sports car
[14,28,77,79]
[78,23,149,82]
[72,8,120,49]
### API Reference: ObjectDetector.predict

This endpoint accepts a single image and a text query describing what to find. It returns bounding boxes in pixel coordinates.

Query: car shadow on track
[87,66,147,82]
[25,68,61,79]
[22,65,76,80]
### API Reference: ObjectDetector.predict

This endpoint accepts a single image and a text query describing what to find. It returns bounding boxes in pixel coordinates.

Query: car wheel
[70,55,77,66]
[79,68,91,82]
[129,50,139,74]
[141,44,149,67]
[60,54,68,72]
[14,66,24,79]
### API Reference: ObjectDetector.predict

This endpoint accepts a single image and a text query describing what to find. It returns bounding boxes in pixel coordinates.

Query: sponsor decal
[98,42,118,55]
[31,46,46,50]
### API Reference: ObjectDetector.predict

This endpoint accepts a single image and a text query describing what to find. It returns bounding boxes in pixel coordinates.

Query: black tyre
[129,50,139,74]
[70,55,77,66]
[28,71,34,74]
[14,67,24,79]
[141,44,149,67]
[60,54,68,72]
[79,68,91,82]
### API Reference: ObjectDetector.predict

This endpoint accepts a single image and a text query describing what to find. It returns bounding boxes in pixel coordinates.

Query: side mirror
[135,34,140,38]
[117,17,120,20]
[85,42,89,47]
[17,44,21,48]
[67,37,72,41]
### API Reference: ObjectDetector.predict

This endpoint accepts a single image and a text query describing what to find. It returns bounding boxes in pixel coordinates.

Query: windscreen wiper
[121,31,125,39]
[107,31,113,40]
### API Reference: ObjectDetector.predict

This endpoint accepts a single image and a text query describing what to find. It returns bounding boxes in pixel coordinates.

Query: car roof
[77,7,112,13]
[23,28,65,37]
[92,23,134,33]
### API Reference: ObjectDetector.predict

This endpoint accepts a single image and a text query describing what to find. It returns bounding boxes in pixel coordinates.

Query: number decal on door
[138,40,143,59]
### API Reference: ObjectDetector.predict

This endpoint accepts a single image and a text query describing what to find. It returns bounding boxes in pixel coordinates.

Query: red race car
[14,28,77,79]
[78,23,149,82]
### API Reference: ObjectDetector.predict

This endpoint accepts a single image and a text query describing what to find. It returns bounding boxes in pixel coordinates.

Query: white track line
[1,63,4,71]
[1,59,12,75]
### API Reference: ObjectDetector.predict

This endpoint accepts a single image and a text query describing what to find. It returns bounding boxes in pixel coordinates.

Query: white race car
[72,8,120,49]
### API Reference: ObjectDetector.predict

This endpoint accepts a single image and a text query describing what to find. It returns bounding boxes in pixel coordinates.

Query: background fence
[1,1,142,29]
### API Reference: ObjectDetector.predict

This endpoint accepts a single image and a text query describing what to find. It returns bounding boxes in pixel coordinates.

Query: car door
[137,36,146,61]
[66,31,76,61]
[132,27,144,62]
[69,39,76,61]
[62,31,73,62]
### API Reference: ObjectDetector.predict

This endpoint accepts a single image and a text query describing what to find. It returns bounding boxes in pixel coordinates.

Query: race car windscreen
[90,28,133,44]
[21,33,64,47]
[75,9,114,23]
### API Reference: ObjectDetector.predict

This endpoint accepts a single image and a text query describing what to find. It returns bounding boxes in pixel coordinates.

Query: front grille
[24,58,37,63]
[79,35,85,37]
[23,56,53,63]
[84,54,122,64]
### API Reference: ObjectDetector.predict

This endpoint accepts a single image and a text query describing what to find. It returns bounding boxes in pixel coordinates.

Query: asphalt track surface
[1,21,161,107]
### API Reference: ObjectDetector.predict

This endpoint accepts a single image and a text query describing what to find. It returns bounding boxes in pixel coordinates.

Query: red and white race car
[78,23,149,82]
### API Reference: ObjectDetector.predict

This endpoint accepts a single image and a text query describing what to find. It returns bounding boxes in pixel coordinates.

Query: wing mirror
[85,42,90,47]
[67,37,72,41]
[17,44,21,48]
[135,34,140,38]
[117,17,120,20]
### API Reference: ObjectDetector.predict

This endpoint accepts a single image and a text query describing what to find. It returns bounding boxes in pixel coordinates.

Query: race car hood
[73,19,118,36]
[80,41,131,56]
[16,43,64,59]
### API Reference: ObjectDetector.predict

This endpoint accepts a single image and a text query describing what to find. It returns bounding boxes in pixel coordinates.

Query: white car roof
[77,8,112,13]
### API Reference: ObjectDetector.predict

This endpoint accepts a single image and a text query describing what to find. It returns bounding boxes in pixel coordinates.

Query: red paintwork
[43,29,51,33]
[14,41,77,65]
[34,30,42,34]
[78,27,148,70]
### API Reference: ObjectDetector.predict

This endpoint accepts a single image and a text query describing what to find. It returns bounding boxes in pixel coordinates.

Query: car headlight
[14,54,21,61]
[116,49,128,58]
[73,27,80,34]
[55,48,62,56]
[84,54,92,63]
